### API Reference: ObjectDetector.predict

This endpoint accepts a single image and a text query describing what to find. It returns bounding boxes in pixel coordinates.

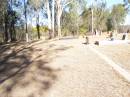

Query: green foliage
[79,26,87,35]
[80,8,91,33]
[32,26,49,33]
[80,2,127,33]
[106,17,113,31]
[61,0,80,35]
[111,4,127,29]
[0,0,7,25]
[62,28,69,36]
[94,2,109,31]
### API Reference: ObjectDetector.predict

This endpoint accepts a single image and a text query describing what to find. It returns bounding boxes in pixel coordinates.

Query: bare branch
[63,0,74,8]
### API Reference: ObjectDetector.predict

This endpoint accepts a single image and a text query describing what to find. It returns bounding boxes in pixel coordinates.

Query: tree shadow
[0,40,72,97]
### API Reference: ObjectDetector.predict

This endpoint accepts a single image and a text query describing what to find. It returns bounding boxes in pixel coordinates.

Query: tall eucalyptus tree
[51,0,55,38]
[24,0,29,42]
[56,0,74,38]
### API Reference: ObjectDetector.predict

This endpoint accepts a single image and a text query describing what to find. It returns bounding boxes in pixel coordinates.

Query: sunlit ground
[0,33,130,97]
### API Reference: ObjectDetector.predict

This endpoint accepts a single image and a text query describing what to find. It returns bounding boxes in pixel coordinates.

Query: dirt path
[45,39,130,97]
[0,39,130,97]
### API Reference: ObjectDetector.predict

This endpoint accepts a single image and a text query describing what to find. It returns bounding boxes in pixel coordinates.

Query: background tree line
[0,0,129,43]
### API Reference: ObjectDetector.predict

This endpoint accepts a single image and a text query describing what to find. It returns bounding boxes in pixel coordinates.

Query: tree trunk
[4,10,12,42]
[52,0,55,38]
[24,0,29,42]
[10,21,16,41]
[10,22,13,41]
[9,0,16,42]
[36,14,40,39]
[56,0,62,38]
[91,8,94,35]
[13,24,16,40]
[46,0,51,30]
[57,14,61,38]
[4,15,9,42]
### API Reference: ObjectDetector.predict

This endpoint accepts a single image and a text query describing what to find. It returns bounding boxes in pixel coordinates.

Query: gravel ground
[0,39,130,97]
[94,44,130,73]
[45,39,130,97]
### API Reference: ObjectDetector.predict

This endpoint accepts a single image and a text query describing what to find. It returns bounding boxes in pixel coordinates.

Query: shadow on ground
[0,40,72,97]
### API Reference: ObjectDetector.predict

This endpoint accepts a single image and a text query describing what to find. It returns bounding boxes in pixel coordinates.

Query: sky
[106,0,123,8]
[88,0,130,25]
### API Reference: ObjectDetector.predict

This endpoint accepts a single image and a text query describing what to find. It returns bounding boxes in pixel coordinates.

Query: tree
[8,0,19,41]
[111,4,127,29]
[24,0,29,42]
[46,0,51,31]
[28,0,53,39]
[61,0,81,36]
[56,0,62,38]
[94,1,109,32]
[28,0,44,39]
[80,8,92,35]
[0,0,8,42]
[1,0,19,42]
[56,0,74,38]
[51,0,55,38]
[80,1,127,34]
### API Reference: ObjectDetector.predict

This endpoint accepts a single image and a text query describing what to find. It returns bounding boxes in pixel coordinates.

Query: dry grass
[94,44,130,72]
[92,33,130,72]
